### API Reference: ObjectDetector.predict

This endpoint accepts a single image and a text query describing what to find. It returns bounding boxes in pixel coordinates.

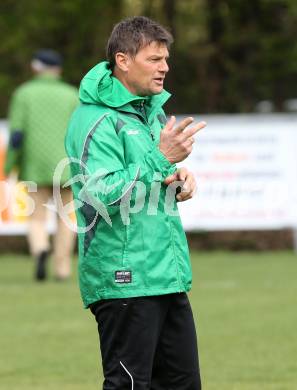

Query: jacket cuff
[148,147,176,178]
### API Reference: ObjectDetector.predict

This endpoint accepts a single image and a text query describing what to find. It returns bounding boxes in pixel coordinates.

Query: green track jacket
[65,62,192,308]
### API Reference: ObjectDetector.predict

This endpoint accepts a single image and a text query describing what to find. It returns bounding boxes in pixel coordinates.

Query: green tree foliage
[0,0,297,115]
[0,0,124,116]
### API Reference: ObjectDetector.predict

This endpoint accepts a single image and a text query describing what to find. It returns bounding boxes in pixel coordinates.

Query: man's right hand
[159,116,206,163]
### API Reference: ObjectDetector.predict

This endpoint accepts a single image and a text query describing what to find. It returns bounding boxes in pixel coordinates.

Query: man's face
[123,41,169,96]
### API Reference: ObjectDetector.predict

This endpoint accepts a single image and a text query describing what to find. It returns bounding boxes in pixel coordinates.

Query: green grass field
[0,251,296,390]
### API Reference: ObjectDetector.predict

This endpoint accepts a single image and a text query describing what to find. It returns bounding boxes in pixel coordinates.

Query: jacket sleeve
[4,88,26,176]
[77,114,176,212]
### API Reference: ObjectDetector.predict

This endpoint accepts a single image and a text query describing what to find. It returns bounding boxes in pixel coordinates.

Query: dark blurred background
[1,0,297,116]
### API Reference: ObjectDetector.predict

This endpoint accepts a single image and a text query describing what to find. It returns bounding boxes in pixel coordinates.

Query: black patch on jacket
[115,271,132,284]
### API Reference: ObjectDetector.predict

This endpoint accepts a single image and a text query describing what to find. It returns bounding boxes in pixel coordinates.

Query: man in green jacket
[65,16,206,389]
[5,49,78,281]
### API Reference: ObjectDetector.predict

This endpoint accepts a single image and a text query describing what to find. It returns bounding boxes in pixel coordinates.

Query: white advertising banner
[1,115,297,234]
[178,114,297,230]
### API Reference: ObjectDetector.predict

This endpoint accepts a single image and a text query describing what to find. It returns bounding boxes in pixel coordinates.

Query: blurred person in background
[66,16,205,389]
[5,49,78,281]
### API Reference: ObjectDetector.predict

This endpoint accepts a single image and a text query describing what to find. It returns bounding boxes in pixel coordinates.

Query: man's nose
[159,59,169,73]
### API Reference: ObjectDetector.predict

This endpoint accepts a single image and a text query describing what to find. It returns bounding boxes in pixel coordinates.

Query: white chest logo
[127,130,139,135]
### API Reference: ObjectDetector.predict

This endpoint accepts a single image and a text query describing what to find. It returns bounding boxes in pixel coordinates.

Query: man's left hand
[164,167,197,202]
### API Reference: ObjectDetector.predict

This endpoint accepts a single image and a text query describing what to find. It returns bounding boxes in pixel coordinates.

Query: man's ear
[114,52,130,72]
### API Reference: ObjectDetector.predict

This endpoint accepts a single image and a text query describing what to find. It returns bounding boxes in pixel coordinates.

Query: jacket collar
[79,61,171,119]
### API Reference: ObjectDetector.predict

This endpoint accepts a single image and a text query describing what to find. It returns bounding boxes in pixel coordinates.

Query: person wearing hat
[5,49,78,281]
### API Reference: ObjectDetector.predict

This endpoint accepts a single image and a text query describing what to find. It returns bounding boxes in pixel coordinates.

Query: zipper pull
[150,130,155,141]
[140,100,148,121]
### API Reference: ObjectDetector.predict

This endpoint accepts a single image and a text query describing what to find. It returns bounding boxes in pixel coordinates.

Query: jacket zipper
[170,220,182,292]
[139,101,155,141]
[118,101,155,141]
[122,224,130,268]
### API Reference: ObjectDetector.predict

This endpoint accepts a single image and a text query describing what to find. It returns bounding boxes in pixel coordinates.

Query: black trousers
[90,292,202,389]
